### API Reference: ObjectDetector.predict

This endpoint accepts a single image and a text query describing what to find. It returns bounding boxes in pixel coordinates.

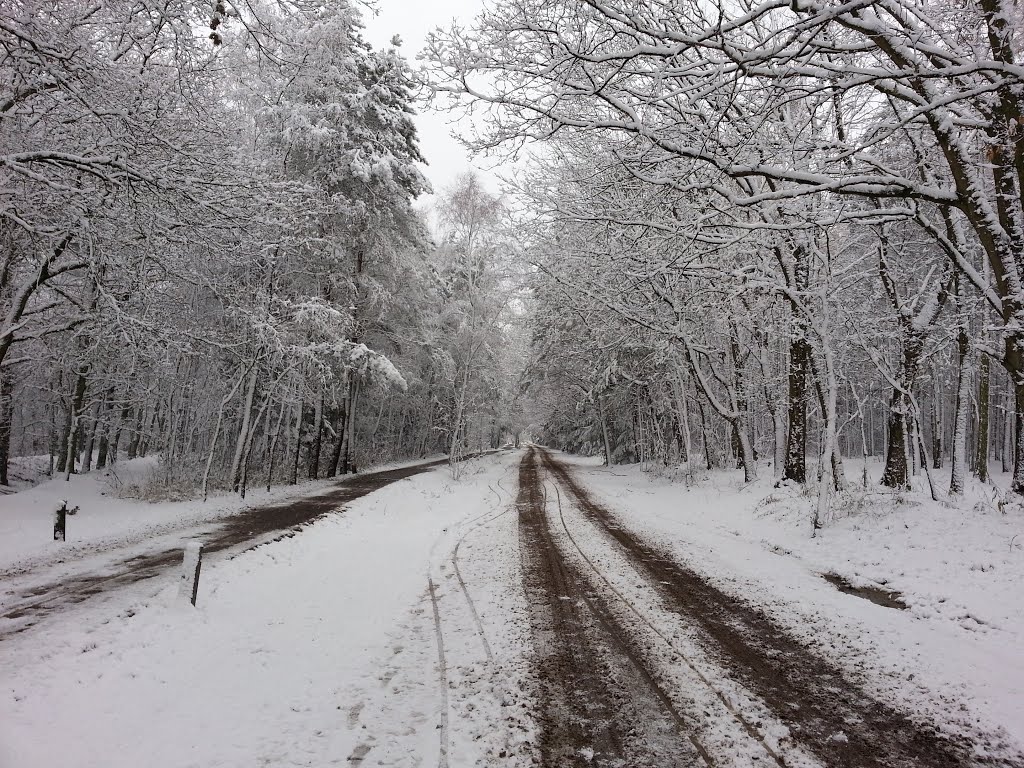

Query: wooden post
[180,542,203,606]
[53,502,67,542]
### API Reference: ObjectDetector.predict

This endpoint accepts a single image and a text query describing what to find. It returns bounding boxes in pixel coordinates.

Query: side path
[0,456,468,639]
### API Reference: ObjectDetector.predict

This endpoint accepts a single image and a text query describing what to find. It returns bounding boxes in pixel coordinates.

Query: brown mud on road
[517,447,710,767]
[1,457,456,639]
[540,447,1022,768]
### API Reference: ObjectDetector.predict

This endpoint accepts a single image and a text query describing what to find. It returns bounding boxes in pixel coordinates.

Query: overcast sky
[361,0,503,200]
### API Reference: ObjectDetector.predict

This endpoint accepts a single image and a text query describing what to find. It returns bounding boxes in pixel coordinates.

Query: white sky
[361,0,505,200]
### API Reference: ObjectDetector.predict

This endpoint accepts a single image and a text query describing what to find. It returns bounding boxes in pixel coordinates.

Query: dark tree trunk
[881,392,910,489]
[0,372,12,485]
[783,337,811,483]
[881,335,925,489]
[329,404,347,476]
[698,401,713,470]
[976,352,991,482]
[58,370,89,475]
[307,389,324,480]
[290,399,305,485]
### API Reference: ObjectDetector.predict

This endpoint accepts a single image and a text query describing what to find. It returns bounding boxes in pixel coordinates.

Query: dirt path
[539,448,1021,768]
[517,447,709,767]
[0,458,453,639]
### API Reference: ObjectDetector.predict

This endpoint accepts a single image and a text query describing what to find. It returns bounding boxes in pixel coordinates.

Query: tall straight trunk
[976,352,991,482]
[56,384,72,475]
[0,372,12,485]
[127,405,143,459]
[330,404,347,477]
[950,325,971,495]
[48,396,59,476]
[265,396,289,491]
[734,415,758,483]
[63,368,89,480]
[342,381,360,473]
[449,366,471,467]
[860,409,870,488]
[202,405,227,501]
[289,398,304,485]
[1013,379,1024,493]
[783,337,811,483]
[931,372,944,469]
[82,395,104,473]
[912,414,941,501]
[812,340,841,534]
[808,354,847,489]
[597,394,614,467]
[1003,391,1014,474]
[96,389,113,470]
[675,379,694,480]
[239,394,272,498]
[230,367,259,492]
[728,326,758,482]
[307,386,324,480]
[110,403,131,465]
[698,401,713,470]
[202,372,248,500]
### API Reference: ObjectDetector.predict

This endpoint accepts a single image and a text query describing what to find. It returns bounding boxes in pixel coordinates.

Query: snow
[555,453,1024,756]
[0,454,444,579]
[3,447,1022,766]
[0,456,325,583]
[0,451,535,768]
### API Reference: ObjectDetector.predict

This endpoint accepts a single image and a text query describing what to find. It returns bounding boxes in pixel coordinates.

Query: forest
[426,0,1024,524]
[6,0,1024,524]
[1,0,525,499]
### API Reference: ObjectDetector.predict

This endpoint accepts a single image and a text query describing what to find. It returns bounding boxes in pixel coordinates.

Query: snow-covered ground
[4,447,1021,767]
[0,451,534,768]
[559,453,1024,756]
[0,453,457,592]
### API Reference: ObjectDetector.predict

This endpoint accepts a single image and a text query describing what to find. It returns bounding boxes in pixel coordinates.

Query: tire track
[540,448,1019,768]
[517,447,710,768]
[425,460,518,766]
[545,478,787,767]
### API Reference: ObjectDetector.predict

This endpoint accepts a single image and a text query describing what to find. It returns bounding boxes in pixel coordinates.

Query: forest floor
[1,449,1022,767]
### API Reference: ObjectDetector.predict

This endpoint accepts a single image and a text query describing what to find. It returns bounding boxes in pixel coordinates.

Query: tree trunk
[783,337,811,483]
[1003,391,1014,474]
[307,386,324,480]
[328,405,346,477]
[342,380,359,473]
[598,394,614,467]
[950,325,971,495]
[230,367,259,492]
[0,372,12,485]
[881,334,925,489]
[290,397,304,485]
[880,391,910,489]
[976,352,991,482]
[1013,378,1024,494]
[63,368,89,480]
[698,401,713,470]
[265,395,289,491]
[931,372,944,469]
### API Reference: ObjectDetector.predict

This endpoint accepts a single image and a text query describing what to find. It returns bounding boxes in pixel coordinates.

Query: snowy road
[0,457,456,641]
[526,447,1023,768]
[3,448,1022,767]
